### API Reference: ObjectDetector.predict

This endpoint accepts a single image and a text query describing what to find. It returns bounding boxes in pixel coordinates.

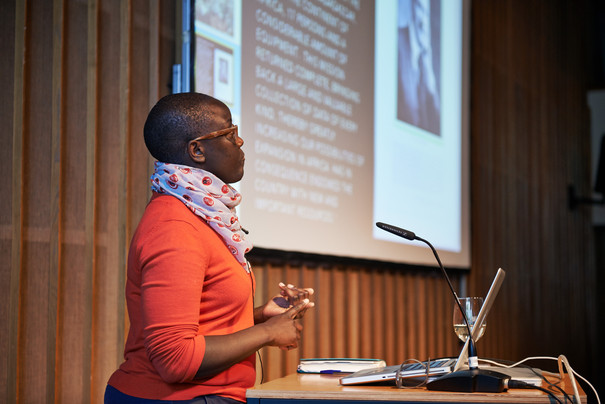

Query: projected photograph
[374,0,467,265]
[195,0,235,38]
[214,49,234,104]
[194,37,235,104]
[396,0,442,136]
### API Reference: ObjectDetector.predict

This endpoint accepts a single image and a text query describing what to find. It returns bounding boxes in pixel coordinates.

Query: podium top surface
[246,373,586,403]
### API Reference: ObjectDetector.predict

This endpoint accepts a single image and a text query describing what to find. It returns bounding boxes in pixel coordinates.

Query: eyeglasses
[395,358,431,389]
[191,125,239,143]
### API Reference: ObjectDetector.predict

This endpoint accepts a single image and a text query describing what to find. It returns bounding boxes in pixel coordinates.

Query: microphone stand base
[426,368,510,393]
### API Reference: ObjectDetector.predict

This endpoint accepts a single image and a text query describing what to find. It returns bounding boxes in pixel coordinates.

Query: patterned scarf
[150,162,252,273]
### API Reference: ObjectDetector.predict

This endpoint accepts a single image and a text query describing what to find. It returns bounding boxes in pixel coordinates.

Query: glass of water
[453,297,485,342]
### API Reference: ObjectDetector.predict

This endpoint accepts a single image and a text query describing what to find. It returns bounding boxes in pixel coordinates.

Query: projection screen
[188,0,470,268]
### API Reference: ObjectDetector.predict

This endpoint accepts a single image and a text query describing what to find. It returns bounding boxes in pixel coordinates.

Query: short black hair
[143,92,225,163]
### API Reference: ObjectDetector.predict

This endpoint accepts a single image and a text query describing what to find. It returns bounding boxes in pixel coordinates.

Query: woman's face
[196,103,245,184]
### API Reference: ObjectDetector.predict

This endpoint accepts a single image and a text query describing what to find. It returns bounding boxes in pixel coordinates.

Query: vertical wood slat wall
[1,1,176,402]
[469,0,599,392]
[0,0,600,403]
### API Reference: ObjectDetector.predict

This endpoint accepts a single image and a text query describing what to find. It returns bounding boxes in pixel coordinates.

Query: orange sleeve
[138,219,207,383]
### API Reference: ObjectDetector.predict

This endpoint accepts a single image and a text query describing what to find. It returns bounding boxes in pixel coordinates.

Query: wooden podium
[246,373,586,404]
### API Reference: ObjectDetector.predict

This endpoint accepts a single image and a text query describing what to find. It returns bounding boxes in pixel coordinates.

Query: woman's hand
[196,299,313,379]
[255,282,314,323]
[262,299,312,350]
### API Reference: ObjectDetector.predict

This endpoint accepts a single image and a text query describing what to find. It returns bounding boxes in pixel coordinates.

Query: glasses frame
[191,124,238,142]
[395,358,431,389]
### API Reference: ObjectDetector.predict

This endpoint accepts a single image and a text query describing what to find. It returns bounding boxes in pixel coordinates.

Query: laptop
[339,358,458,385]
[340,268,522,386]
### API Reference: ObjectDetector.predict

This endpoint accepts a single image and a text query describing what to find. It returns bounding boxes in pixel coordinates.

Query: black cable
[257,351,264,384]
[508,380,565,404]
[539,374,574,403]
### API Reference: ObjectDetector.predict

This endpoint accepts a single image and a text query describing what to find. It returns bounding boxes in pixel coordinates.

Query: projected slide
[192,0,469,267]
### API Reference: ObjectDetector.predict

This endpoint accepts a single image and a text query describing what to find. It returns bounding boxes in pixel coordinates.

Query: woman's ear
[188,140,206,164]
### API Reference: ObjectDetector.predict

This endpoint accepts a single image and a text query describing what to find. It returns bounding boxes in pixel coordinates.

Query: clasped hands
[255,282,315,351]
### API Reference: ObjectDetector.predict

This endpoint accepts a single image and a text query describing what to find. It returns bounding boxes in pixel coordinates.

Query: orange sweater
[107,193,256,401]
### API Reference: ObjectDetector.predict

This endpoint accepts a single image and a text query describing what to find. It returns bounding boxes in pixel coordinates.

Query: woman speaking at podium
[104,93,314,403]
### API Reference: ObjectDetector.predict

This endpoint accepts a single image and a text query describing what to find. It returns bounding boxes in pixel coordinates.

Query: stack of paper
[297,358,386,374]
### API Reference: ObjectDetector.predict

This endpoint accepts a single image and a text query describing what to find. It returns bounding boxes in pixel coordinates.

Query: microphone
[375,222,417,241]
[376,222,509,393]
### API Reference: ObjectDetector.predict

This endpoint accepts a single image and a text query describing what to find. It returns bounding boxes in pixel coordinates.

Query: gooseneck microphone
[376,222,479,366]
[376,222,509,393]
[375,221,417,241]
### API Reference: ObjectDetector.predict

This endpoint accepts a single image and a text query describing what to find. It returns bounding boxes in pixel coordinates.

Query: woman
[105,93,314,403]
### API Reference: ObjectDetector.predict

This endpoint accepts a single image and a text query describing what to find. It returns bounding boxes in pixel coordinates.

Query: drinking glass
[453,297,485,342]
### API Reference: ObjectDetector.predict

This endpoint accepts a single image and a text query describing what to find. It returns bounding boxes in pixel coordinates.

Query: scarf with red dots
[150,162,252,273]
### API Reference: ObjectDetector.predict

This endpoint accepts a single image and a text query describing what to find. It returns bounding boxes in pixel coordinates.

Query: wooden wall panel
[383,271,396,363]
[20,0,55,402]
[57,0,92,401]
[0,0,175,402]
[345,268,360,358]
[129,0,155,232]
[393,274,406,362]
[2,0,21,401]
[331,267,346,358]
[92,2,128,401]
[469,0,599,393]
[0,0,601,402]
